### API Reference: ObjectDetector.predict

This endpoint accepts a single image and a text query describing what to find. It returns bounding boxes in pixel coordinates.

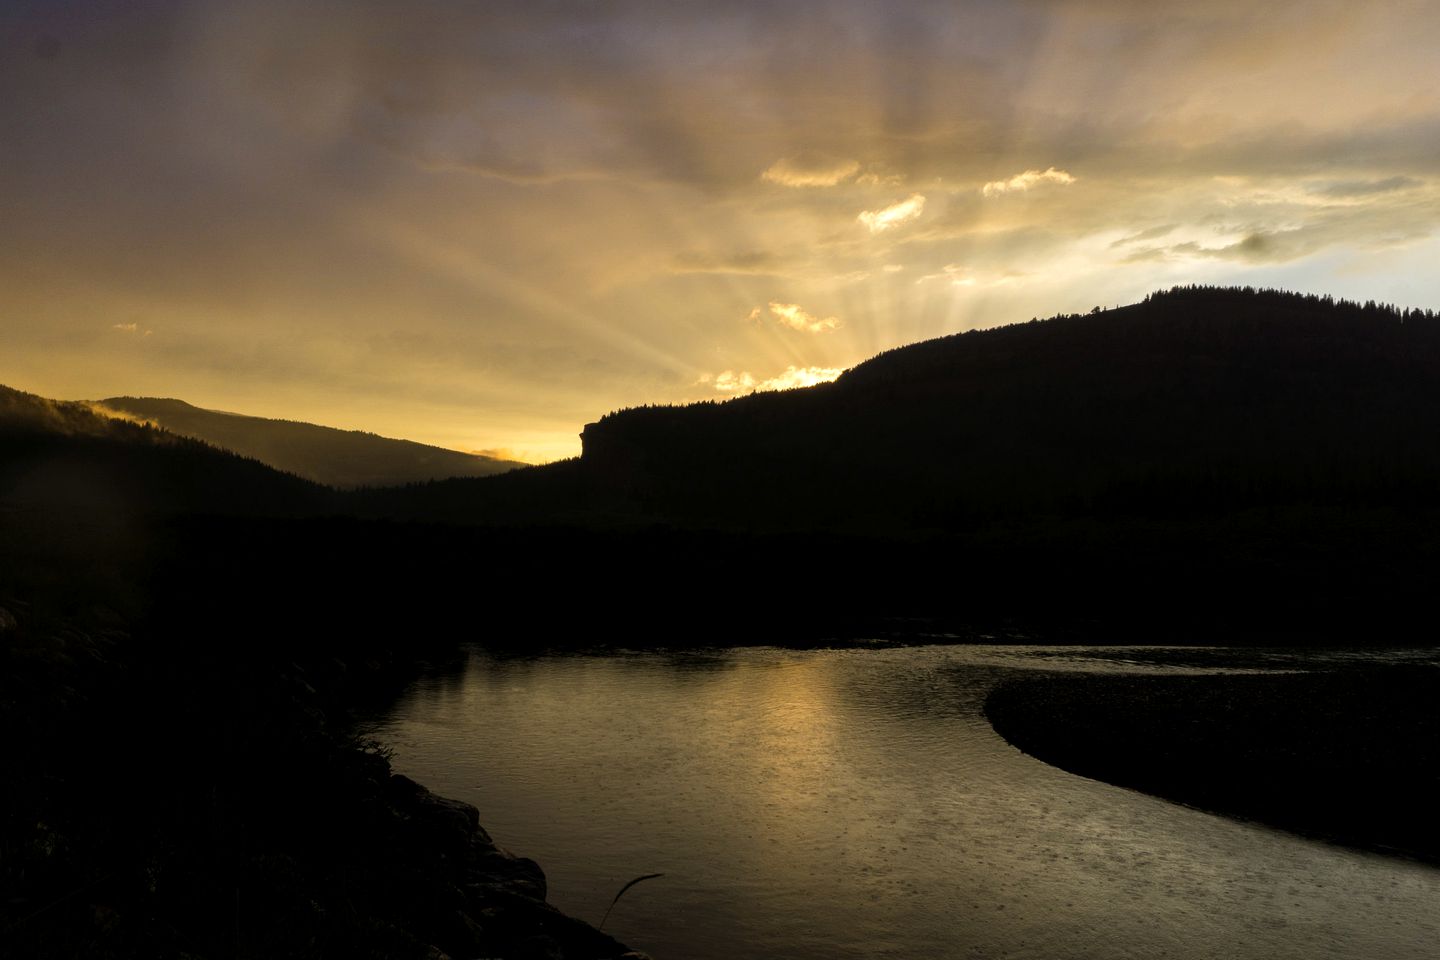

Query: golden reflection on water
[377,646,1440,960]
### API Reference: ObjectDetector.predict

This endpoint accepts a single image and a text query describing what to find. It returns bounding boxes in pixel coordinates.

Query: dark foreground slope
[985,668,1440,864]
[0,590,636,960]
[0,391,637,959]
[98,396,521,488]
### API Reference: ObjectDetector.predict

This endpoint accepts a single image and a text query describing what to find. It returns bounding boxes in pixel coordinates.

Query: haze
[4,0,1439,461]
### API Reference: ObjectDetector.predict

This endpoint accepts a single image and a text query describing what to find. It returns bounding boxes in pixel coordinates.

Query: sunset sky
[5,1,1440,462]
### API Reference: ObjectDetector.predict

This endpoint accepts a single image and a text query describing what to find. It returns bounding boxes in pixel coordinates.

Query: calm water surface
[373,646,1440,959]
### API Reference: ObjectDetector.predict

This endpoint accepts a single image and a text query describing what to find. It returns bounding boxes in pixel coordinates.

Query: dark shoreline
[9,600,1436,959]
[984,667,1440,866]
[0,602,642,960]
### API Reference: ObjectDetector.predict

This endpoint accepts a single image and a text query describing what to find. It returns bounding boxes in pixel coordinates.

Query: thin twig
[597,873,664,931]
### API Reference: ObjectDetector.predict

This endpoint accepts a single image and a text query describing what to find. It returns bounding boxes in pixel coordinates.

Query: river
[371,645,1440,959]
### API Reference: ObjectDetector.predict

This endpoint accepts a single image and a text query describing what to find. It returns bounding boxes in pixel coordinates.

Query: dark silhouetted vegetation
[985,668,1440,864]
[567,285,1440,531]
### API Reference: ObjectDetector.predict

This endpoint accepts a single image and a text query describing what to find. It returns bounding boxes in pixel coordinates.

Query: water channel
[373,645,1440,959]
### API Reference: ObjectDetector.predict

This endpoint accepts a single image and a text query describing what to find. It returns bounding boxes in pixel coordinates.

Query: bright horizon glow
[5,1,1440,460]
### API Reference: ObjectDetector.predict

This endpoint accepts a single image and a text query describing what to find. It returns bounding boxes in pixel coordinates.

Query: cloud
[1110,224,1177,247]
[761,155,860,188]
[1124,188,1440,265]
[672,249,788,275]
[1219,233,1282,260]
[916,264,1027,288]
[1181,230,1314,264]
[982,167,1076,197]
[1119,245,1173,264]
[857,194,926,234]
[111,322,153,336]
[1310,176,1421,199]
[758,301,841,333]
[700,365,843,393]
[1119,235,1277,264]
[1105,171,1440,268]
[856,169,904,186]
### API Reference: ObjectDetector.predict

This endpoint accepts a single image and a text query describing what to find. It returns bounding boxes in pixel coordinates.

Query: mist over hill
[0,384,328,519]
[96,397,521,489]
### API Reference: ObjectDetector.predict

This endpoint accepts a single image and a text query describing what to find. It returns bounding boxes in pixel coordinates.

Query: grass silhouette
[598,873,664,931]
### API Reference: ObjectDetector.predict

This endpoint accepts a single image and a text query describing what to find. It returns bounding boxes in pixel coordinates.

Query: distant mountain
[95,397,521,489]
[0,384,328,518]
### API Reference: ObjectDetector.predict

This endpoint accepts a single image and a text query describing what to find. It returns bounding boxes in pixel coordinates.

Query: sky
[4,0,1440,462]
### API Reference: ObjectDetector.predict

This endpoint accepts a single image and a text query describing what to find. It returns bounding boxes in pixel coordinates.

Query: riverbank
[984,666,1440,864]
[0,601,640,959]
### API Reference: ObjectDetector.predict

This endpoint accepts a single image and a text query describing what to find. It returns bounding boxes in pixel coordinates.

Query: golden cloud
[700,365,844,393]
[761,301,842,333]
[982,167,1076,197]
[857,194,926,234]
[761,156,861,188]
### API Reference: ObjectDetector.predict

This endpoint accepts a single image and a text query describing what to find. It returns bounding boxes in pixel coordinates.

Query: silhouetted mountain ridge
[0,384,328,517]
[97,396,521,489]
[555,286,1440,531]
